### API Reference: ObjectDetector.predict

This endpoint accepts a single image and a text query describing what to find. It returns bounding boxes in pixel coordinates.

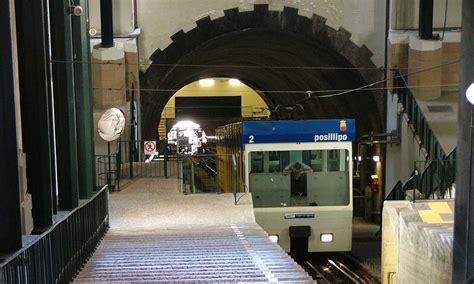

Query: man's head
[294,162,302,170]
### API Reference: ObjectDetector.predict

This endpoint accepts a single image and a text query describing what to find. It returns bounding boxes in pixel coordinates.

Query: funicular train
[216,119,355,253]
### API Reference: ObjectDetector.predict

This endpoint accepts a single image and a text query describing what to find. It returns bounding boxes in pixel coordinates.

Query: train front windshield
[248,150,350,208]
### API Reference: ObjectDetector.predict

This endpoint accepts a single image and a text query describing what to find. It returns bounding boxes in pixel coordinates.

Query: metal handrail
[0,186,109,283]
[394,70,447,160]
[393,69,457,201]
[402,169,419,191]
[386,180,403,201]
[417,149,456,200]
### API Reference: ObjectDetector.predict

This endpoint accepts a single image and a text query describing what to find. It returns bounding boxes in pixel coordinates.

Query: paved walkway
[109,177,255,229]
[74,177,313,283]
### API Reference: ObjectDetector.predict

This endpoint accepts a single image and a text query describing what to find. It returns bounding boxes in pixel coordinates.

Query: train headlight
[320,233,334,243]
[269,235,279,243]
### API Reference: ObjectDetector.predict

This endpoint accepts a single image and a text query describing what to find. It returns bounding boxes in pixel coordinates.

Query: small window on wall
[250,152,264,173]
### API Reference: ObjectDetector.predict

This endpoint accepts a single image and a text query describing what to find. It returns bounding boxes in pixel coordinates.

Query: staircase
[74,225,312,283]
[158,117,167,139]
[387,71,456,201]
[194,166,219,192]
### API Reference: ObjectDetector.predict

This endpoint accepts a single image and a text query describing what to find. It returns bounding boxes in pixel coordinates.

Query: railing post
[129,140,134,180]
[164,140,168,178]
[232,154,237,205]
[107,142,112,192]
[191,160,196,193]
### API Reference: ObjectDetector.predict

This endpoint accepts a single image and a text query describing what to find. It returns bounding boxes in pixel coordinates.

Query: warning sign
[144,141,157,155]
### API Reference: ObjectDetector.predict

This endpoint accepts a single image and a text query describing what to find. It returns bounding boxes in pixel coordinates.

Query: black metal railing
[95,154,118,190]
[385,152,456,202]
[394,70,446,160]
[177,154,222,194]
[401,169,420,199]
[116,140,176,180]
[417,148,457,199]
[392,69,456,201]
[386,180,404,201]
[0,186,109,284]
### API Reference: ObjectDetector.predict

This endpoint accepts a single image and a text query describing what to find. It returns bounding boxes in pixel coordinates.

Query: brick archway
[141,5,384,140]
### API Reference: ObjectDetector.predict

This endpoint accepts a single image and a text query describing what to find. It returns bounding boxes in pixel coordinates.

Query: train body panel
[255,207,352,252]
[217,119,355,253]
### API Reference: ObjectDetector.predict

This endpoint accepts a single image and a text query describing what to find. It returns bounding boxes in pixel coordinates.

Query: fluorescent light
[199,79,214,86]
[320,233,334,243]
[269,235,279,243]
[229,78,242,86]
[466,83,474,105]
[373,155,380,162]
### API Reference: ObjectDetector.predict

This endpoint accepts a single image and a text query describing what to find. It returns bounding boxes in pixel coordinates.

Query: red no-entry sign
[144,141,157,155]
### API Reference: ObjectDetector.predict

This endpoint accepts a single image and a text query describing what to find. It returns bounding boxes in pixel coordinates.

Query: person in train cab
[282,162,313,177]
[283,162,313,196]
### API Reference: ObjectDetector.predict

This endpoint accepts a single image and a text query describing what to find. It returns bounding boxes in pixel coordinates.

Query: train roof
[241,119,355,144]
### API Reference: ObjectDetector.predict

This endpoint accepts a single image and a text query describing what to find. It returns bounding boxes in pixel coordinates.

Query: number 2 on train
[248,135,255,143]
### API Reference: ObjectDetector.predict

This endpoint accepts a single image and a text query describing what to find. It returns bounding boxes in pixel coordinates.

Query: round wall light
[466,83,474,105]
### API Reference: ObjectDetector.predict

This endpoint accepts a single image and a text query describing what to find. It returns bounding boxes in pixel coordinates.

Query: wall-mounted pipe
[100,0,113,47]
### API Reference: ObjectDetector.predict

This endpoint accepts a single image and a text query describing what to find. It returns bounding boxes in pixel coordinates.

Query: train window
[250,152,264,173]
[268,151,280,173]
[248,149,350,208]
[328,150,339,171]
[309,150,323,171]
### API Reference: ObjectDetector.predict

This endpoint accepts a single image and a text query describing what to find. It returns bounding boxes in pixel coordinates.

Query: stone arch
[141,5,384,140]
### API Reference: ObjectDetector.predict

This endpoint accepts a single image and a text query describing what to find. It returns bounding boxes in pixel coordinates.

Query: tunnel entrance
[159,78,269,140]
[140,5,384,140]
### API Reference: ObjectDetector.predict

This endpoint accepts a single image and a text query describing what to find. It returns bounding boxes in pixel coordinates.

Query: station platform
[74,178,313,283]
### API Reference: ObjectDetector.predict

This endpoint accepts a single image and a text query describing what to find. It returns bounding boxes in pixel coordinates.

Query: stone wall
[382,200,454,284]
[135,0,387,67]
[90,39,139,156]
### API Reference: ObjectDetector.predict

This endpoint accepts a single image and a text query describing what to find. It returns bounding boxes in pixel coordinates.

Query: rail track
[302,253,380,284]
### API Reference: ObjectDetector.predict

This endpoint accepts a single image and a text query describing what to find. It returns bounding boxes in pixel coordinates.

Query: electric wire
[297,59,459,103]
[92,83,458,95]
[51,59,413,71]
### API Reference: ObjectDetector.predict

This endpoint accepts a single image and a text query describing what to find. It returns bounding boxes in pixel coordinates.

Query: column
[452,0,474,282]
[50,0,80,209]
[0,0,22,252]
[15,0,54,231]
[408,37,442,100]
[72,0,96,198]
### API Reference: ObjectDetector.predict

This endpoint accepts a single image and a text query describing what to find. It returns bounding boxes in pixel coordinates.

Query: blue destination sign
[241,119,355,145]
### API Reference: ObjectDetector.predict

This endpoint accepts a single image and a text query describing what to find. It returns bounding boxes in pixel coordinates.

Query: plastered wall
[88,0,135,35]
[385,94,428,197]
